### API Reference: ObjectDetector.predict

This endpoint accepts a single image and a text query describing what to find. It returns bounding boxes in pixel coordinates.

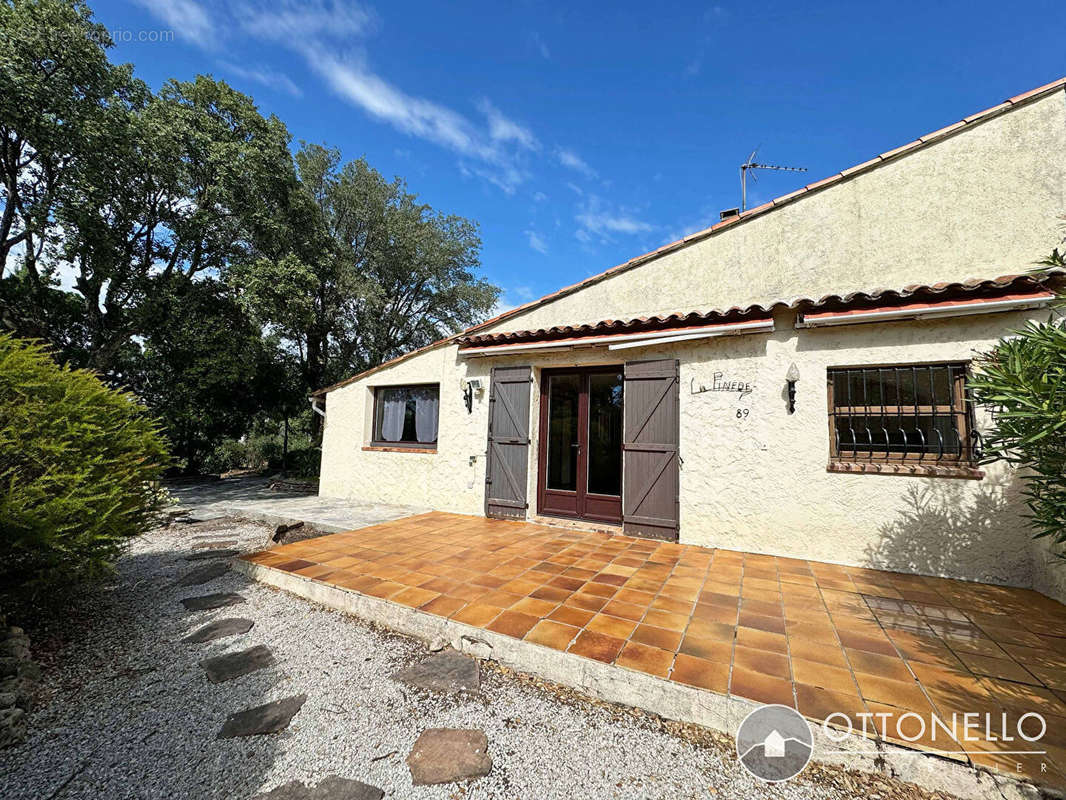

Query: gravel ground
[0,518,961,800]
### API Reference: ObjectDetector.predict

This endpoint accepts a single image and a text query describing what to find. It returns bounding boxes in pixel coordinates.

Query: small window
[372,385,440,447]
[827,364,976,464]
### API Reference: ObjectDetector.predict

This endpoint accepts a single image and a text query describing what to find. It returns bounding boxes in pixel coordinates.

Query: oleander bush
[970,315,1066,545]
[0,335,170,588]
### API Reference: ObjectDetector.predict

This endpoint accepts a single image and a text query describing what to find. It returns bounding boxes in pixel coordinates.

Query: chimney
[719,207,740,221]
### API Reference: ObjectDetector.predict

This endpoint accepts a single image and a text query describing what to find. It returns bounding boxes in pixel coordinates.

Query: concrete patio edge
[233,559,1054,800]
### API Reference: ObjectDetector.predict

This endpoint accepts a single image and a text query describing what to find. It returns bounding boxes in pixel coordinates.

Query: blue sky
[95,0,1064,314]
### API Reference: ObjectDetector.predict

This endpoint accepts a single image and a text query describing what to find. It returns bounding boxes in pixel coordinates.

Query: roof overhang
[796,288,1056,328]
[313,270,1063,395]
[457,318,774,357]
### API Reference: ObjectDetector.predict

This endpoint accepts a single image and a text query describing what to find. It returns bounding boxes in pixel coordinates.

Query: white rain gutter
[795,295,1055,329]
[457,319,775,357]
[309,397,326,417]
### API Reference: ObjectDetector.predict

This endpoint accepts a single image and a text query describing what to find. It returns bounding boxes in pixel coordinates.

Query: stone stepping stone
[183,618,254,643]
[201,644,275,683]
[217,693,306,739]
[181,592,245,611]
[253,776,384,800]
[392,650,479,694]
[406,728,491,785]
[193,539,239,550]
[175,562,230,587]
[185,549,240,561]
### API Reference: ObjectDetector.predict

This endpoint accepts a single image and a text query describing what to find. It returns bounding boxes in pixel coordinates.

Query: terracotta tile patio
[242,511,1066,787]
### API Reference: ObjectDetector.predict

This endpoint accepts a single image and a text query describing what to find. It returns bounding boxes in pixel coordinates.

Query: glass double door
[537,367,623,524]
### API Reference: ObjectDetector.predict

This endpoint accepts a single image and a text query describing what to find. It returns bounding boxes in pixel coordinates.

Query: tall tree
[235,144,500,405]
[0,0,135,272]
[132,276,280,473]
[1,0,296,379]
[51,75,296,378]
[0,0,141,346]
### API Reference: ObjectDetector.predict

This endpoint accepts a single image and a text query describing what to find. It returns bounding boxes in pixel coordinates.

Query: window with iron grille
[827,364,978,464]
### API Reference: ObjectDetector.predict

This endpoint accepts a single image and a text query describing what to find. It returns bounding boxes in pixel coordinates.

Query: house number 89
[736,408,749,419]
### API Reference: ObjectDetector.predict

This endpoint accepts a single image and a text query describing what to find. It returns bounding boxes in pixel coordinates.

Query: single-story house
[313,77,1066,601]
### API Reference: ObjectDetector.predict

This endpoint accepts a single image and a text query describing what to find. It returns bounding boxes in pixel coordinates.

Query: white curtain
[413,388,439,443]
[380,389,406,442]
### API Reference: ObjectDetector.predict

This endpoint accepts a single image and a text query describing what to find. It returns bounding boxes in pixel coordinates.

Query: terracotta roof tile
[1008,77,1066,103]
[963,101,1011,123]
[919,120,967,143]
[840,156,883,177]
[878,139,925,160]
[456,271,1063,349]
[772,187,808,205]
[804,174,840,191]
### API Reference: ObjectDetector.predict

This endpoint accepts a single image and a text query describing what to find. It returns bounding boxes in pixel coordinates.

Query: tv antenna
[740,149,807,211]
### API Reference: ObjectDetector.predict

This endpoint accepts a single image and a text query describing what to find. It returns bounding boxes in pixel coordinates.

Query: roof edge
[310,336,456,397]
[313,269,1063,395]
[459,76,1066,338]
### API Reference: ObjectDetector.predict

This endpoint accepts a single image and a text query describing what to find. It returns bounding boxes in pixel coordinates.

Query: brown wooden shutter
[622,358,680,541]
[485,365,531,519]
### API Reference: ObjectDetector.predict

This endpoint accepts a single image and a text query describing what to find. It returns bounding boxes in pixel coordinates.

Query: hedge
[0,335,170,587]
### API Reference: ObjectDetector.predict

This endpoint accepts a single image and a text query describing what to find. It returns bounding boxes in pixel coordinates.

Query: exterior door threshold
[530,513,623,536]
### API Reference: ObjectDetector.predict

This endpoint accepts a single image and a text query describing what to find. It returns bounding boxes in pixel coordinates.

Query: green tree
[1,0,296,380]
[235,144,500,409]
[0,0,143,350]
[970,250,1066,546]
[50,75,296,379]
[0,0,137,273]
[0,333,169,588]
[133,277,282,473]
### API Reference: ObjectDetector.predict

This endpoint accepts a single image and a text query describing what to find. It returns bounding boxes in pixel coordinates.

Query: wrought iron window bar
[828,364,980,464]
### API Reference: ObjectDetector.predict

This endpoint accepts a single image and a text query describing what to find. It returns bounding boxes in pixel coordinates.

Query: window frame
[369,383,441,451]
[825,361,979,470]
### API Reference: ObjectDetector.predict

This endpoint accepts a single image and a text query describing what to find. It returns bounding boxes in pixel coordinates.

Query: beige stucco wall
[319,88,1066,599]
[478,89,1066,334]
[320,306,1063,594]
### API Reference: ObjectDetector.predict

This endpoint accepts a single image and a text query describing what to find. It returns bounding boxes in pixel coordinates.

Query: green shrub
[970,316,1066,544]
[0,335,170,587]
[204,414,320,477]
[202,438,248,474]
[284,446,321,479]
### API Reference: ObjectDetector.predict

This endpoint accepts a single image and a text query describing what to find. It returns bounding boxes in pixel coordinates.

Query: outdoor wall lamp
[785,363,800,414]
[462,377,484,413]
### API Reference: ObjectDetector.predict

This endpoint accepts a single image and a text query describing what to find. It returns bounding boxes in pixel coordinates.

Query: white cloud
[532,191,548,203]
[460,162,529,195]
[490,298,518,317]
[578,211,653,236]
[133,0,218,48]
[235,0,376,42]
[218,61,302,96]
[576,194,654,243]
[139,0,540,194]
[529,31,550,60]
[556,147,596,178]
[304,50,494,160]
[524,230,548,254]
[478,99,539,151]
[661,204,718,246]
[684,55,702,77]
